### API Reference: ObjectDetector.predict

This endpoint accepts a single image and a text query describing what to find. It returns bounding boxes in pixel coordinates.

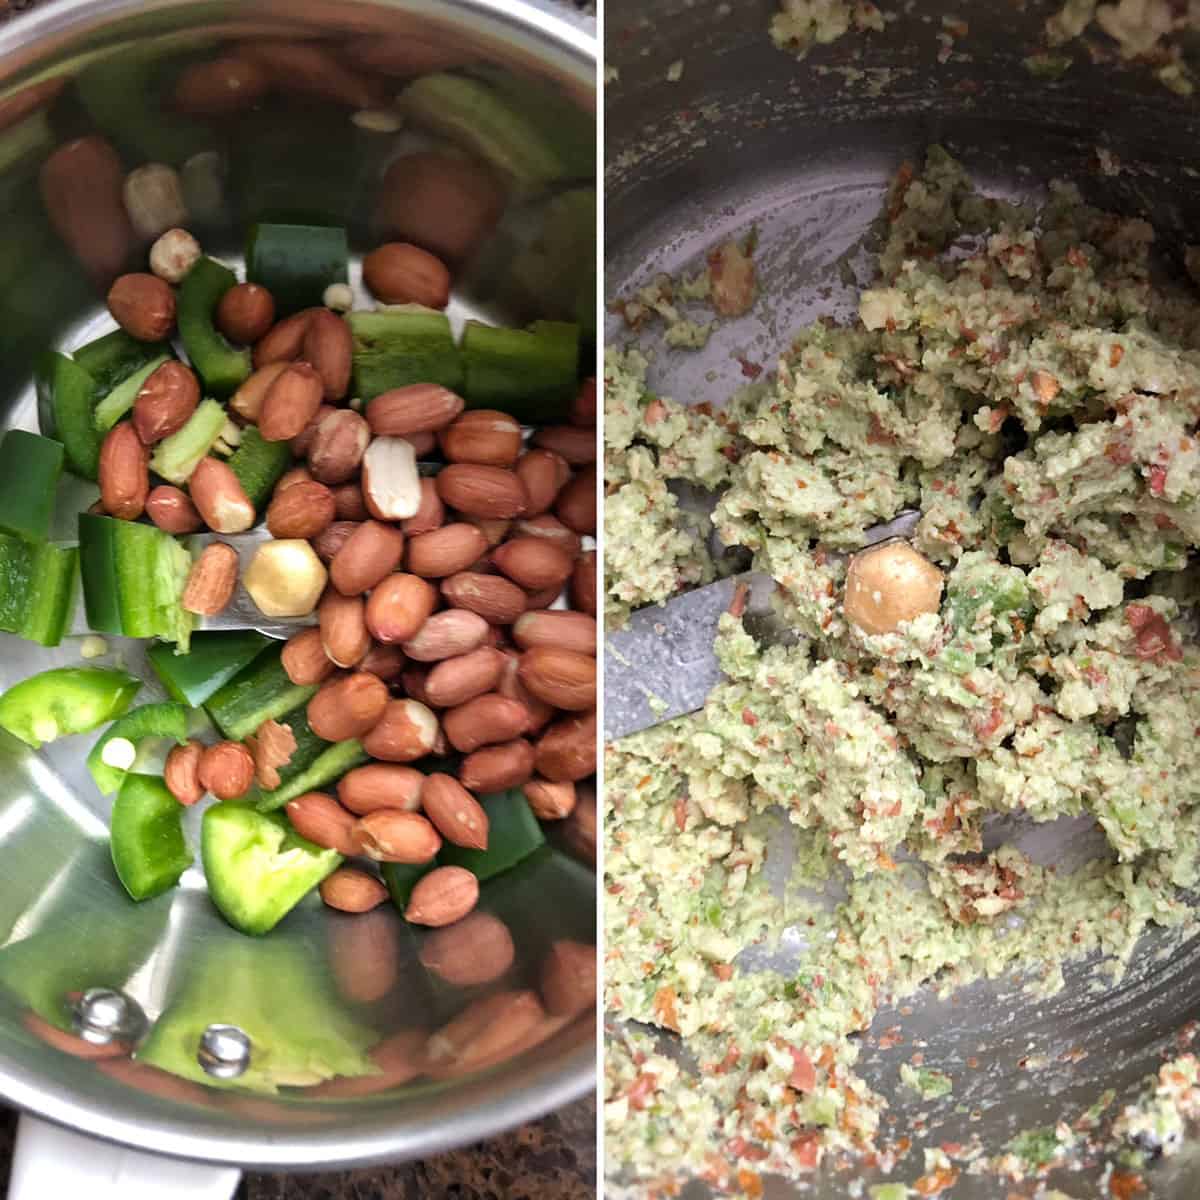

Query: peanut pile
[95,227,597,933]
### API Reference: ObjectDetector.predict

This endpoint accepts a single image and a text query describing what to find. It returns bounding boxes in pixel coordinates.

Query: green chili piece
[110,774,191,902]
[0,666,140,748]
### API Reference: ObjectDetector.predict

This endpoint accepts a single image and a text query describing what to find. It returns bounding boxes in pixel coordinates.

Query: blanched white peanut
[180,150,227,226]
[149,227,201,284]
[124,164,188,242]
[244,539,328,617]
[362,436,421,521]
[323,282,354,311]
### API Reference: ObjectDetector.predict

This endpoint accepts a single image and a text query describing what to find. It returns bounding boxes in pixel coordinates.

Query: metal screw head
[198,1024,251,1079]
[72,988,145,1045]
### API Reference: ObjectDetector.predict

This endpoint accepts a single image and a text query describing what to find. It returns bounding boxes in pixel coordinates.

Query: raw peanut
[250,718,297,790]
[354,809,441,863]
[421,773,489,849]
[539,939,595,1018]
[230,361,289,423]
[281,627,336,686]
[492,537,573,590]
[216,282,275,344]
[240,40,377,108]
[198,741,255,800]
[252,308,316,368]
[310,1028,426,1098]
[408,430,437,457]
[259,361,323,442]
[436,463,527,519]
[513,611,597,655]
[133,361,199,444]
[363,242,451,308]
[266,479,335,539]
[709,238,757,316]
[400,665,434,706]
[441,571,526,626]
[406,523,488,578]
[330,520,405,595]
[556,464,596,534]
[0,79,57,133]
[307,671,389,741]
[402,609,489,662]
[0,76,63,133]
[523,585,563,612]
[286,791,359,855]
[361,699,439,762]
[423,990,546,1074]
[275,466,314,492]
[442,410,522,467]
[534,710,596,783]
[98,423,149,520]
[361,641,407,683]
[39,136,133,286]
[515,449,570,515]
[443,694,530,753]
[405,864,479,926]
[164,739,204,806]
[149,227,201,285]
[465,516,511,548]
[173,55,269,115]
[291,403,336,458]
[523,778,576,820]
[332,482,369,521]
[24,1012,135,1061]
[189,457,256,533]
[182,542,239,616]
[374,152,504,264]
[420,911,514,986]
[570,550,596,617]
[562,782,595,865]
[518,647,595,711]
[365,573,438,644]
[326,908,399,1007]
[362,436,421,520]
[303,308,353,401]
[308,409,369,484]
[319,590,371,668]
[497,651,554,733]
[338,763,424,815]
[459,738,535,793]
[107,273,175,341]
[425,646,505,707]
[145,484,203,534]
[569,377,597,427]
[402,478,444,534]
[343,33,475,75]
[422,912,516,988]
[514,513,582,558]
[319,867,388,913]
[313,520,360,565]
[532,425,596,465]
[366,383,463,437]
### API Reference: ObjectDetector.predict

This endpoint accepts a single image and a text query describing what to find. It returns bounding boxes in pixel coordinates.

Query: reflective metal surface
[0,0,595,1170]
[606,4,1200,1196]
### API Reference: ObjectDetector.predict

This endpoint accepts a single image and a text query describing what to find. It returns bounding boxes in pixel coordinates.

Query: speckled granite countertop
[0,0,596,1194]
[0,1101,596,1198]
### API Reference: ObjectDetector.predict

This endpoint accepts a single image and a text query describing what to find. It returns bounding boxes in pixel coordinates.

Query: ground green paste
[603,149,1200,1195]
